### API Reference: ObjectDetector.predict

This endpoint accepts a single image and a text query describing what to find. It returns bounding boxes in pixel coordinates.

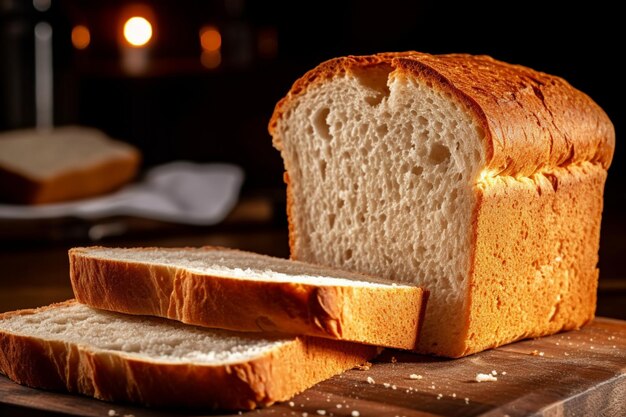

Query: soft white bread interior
[0,301,378,409]
[70,246,428,349]
[270,52,615,357]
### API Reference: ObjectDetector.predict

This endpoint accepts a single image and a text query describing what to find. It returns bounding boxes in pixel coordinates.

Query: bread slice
[0,126,140,204]
[69,246,427,350]
[269,52,615,357]
[0,300,378,409]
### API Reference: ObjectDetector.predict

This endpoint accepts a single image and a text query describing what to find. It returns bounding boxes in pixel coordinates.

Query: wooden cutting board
[1,317,624,417]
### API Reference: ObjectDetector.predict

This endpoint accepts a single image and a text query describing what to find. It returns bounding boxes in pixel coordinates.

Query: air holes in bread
[411,166,423,176]
[313,107,332,140]
[428,143,451,165]
[353,64,392,106]
[319,160,327,180]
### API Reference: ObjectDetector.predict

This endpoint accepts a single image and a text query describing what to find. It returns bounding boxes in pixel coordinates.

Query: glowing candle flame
[123,16,152,47]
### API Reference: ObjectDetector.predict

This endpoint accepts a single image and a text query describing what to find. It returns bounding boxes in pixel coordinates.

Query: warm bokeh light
[123,16,152,47]
[201,50,221,69]
[71,25,90,50]
[200,26,221,52]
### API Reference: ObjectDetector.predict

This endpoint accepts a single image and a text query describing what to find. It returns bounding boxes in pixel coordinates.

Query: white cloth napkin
[0,161,244,225]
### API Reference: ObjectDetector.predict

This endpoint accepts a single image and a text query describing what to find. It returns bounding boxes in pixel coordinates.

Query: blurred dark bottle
[0,0,54,131]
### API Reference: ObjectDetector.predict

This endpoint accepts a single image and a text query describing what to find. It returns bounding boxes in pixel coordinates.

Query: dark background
[0,0,623,278]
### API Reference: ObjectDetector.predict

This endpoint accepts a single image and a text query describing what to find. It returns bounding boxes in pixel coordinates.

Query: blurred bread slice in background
[0,126,140,205]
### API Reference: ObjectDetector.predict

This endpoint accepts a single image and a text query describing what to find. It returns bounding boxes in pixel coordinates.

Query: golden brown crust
[462,163,605,356]
[394,54,614,176]
[394,163,606,358]
[0,301,378,410]
[0,150,140,205]
[69,246,427,350]
[270,52,615,177]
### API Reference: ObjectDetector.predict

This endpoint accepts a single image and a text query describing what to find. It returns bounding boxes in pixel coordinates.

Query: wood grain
[1,318,624,417]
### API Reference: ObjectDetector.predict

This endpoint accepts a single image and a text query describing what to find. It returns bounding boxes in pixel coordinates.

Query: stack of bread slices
[0,246,428,410]
[0,51,614,411]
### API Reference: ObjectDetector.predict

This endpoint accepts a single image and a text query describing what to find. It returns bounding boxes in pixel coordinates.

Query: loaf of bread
[0,301,378,409]
[269,52,615,357]
[69,246,428,349]
[0,126,140,204]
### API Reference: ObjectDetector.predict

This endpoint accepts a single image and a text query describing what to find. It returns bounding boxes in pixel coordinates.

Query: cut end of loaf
[272,55,487,355]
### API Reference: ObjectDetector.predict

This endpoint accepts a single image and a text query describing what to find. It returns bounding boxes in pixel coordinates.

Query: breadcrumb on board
[475,373,498,382]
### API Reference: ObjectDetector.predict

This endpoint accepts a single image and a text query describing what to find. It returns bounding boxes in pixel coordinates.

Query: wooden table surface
[1,199,625,416]
[1,317,625,417]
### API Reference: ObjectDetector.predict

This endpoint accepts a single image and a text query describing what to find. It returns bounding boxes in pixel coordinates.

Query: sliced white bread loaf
[0,126,140,204]
[0,300,378,410]
[269,52,615,357]
[69,246,428,350]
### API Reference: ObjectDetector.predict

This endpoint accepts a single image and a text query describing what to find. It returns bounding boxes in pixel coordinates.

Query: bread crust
[463,163,606,356]
[269,52,614,177]
[69,246,428,350]
[0,300,378,410]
